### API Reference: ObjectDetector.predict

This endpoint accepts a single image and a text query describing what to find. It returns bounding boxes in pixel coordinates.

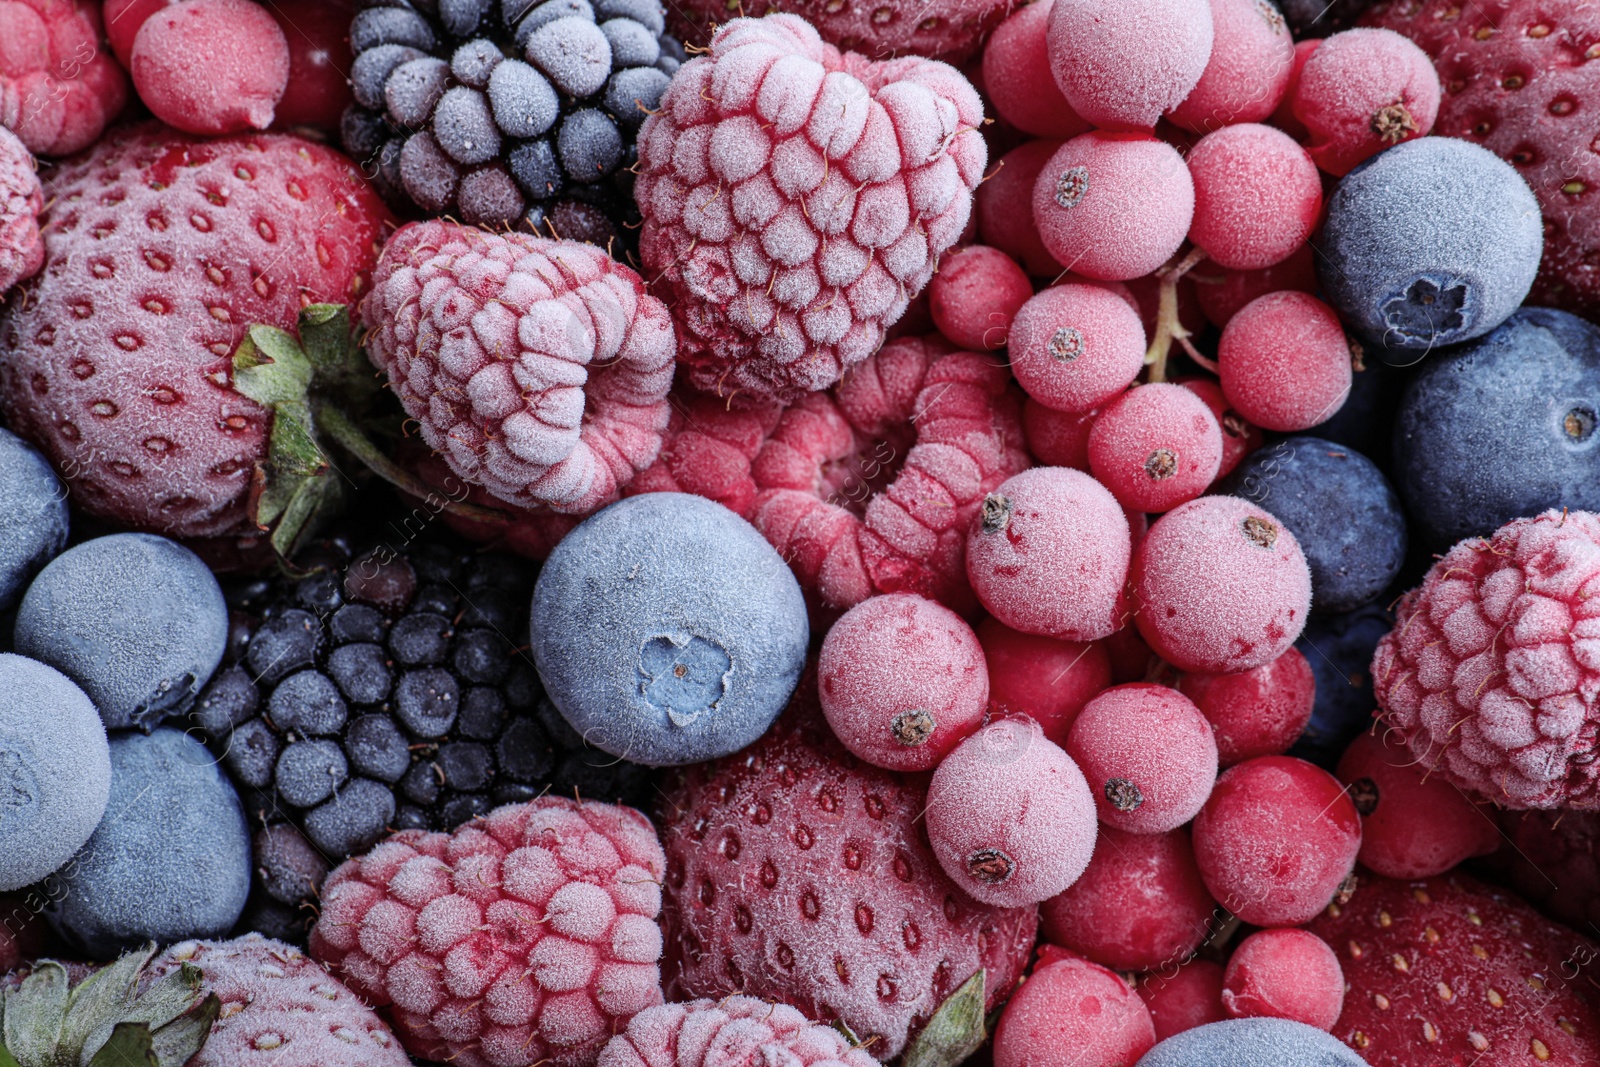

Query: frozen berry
[1174,376,1262,478]
[1139,1018,1366,1066]
[1138,960,1226,1041]
[1009,284,1147,413]
[1270,38,1318,139]
[929,245,1034,352]
[1191,755,1361,926]
[1088,383,1223,513]
[1168,0,1294,130]
[925,718,1098,907]
[1218,292,1352,432]
[1022,399,1096,470]
[1032,133,1195,281]
[1066,683,1219,833]
[1291,27,1439,176]
[268,0,356,130]
[1221,928,1344,1031]
[979,140,1066,277]
[130,0,291,134]
[977,617,1112,746]
[983,0,1091,138]
[1191,242,1317,328]
[1186,124,1321,271]
[1105,624,1158,683]
[1132,495,1312,674]
[0,0,128,155]
[1335,730,1499,879]
[1041,826,1217,972]
[817,593,988,771]
[967,468,1131,642]
[993,948,1157,1067]
[1177,647,1315,766]
[1046,0,1215,130]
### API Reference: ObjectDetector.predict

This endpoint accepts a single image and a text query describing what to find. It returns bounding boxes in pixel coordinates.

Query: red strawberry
[1364,0,1600,318]
[657,675,1039,1059]
[1308,871,1600,1065]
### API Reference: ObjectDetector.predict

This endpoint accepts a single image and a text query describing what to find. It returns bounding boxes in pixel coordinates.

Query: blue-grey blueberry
[1135,1018,1366,1067]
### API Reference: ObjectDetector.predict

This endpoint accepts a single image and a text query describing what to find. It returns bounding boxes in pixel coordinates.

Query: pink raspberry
[0,0,127,156]
[1290,27,1440,176]
[1040,825,1218,972]
[310,797,668,1067]
[1031,133,1195,282]
[1186,124,1321,272]
[982,0,1091,138]
[928,244,1034,351]
[977,140,1065,278]
[636,14,987,400]
[627,391,785,520]
[1177,646,1315,766]
[0,126,42,294]
[967,467,1131,642]
[1045,0,1215,131]
[1167,0,1295,132]
[599,997,881,1067]
[977,616,1112,746]
[1088,383,1224,514]
[751,336,1029,613]
[1191,755,1362,926]
[817,592,988,771]
[1219,291,1353,432]
[1335,730,1500,879]
[925,717,1098,907]
[1372,509,1600,810]
[362,220,676,515]
[1132,495,1312,673]
[1008,284,1147,414]
[1220,928,1345,1032]
[1066,682,1219,833]
[1138,960,1226,1041]
[1173,376,1262,479]
[129,0,290,134]
[992,947,1157,1067]
[1190,242,1318,328]
[1021,398,1095,470]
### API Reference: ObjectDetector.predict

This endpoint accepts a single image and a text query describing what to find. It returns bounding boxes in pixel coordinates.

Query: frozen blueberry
[48,728,250,958]
[532,492,808,766]
[351,7,437,53]
[604,67,670,128]
[1217,437,1406,614]
[1394,307,1600,548]
[0,428,67,612]
[0,654,109,892]
[400,131,461,212]
[1291,602,1392,769]
[1136,1018,1365,1066]
[1316,137,1542,359]
[558,108,623,181]
[487,58,559,138]
[15,534,228,731]
[525,16,612,98]
[303,776,395,857]
[385,55,452,129]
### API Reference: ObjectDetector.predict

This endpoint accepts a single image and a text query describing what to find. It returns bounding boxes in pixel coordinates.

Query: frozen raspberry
[1191,243,1317,327]
[130,0,290,135]
[626,392,784,520]
[1218,292,1352,432]
[993,947,1157,1067]
[600,997,881,1067]
[1040,826,1218,972]
[1221,928,1344,1031]
[1335,730,1499,879]
[1045,0,1215,130]
[1191,755,1362,926]
[967,468,1131,642]
[1186,124,1321,271]
[1032,133,1196,282]
[1138,961,1226,1041]
[982,0,1091,138]
[929,245,1034,351]
[1372,509,1600,809]
[751,336,1029,613]
[1133,496,1312,674]
[1290,27,1439,176]
[818,592,988,771]
[1066,683,1219,833]
[1022,399,1095,470]
[1008,284,1147,414]
[362,220,676,515]
[310,797,668,1067]
[1169,0,1294,130]
[978,140,1065,277]
[925,717,1098,907]
[1173,376,1262,479]
[665,0,1014,65]
[977,617,1112,745]
[1178,647,1315,766]
[636,14,987,400]
[0,0,128,156]
[0,127,41,294]
[1089,383,1223,514]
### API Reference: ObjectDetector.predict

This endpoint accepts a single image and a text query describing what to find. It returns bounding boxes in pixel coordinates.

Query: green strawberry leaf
[148,994,219,1067]
[901,970,986,1067]
[59,947,155,1064]
[87,1023,157,1067]
[233,325,314,406]
[1,962,68,1066]
[269,469,344,560]
[0,1041,21,1067]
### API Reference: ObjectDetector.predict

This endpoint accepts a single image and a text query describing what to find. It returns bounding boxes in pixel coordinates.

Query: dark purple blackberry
[343,0,683,250]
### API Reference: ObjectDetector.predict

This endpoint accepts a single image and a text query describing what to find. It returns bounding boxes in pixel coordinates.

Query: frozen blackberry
[342,0,682,248]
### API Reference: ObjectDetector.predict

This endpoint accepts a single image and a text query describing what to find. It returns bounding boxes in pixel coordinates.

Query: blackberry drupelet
[341,0,683,248]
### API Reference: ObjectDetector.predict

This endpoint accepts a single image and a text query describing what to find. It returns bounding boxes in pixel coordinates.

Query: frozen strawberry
[1221,928,1344,1031]
[993,947,1157,1067]
[0,0,128,156]
[977,617,1112,745]
[665,0,1016,64]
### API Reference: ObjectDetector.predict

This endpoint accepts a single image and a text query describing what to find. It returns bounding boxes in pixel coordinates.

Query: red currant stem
[1144,246,1209,383]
